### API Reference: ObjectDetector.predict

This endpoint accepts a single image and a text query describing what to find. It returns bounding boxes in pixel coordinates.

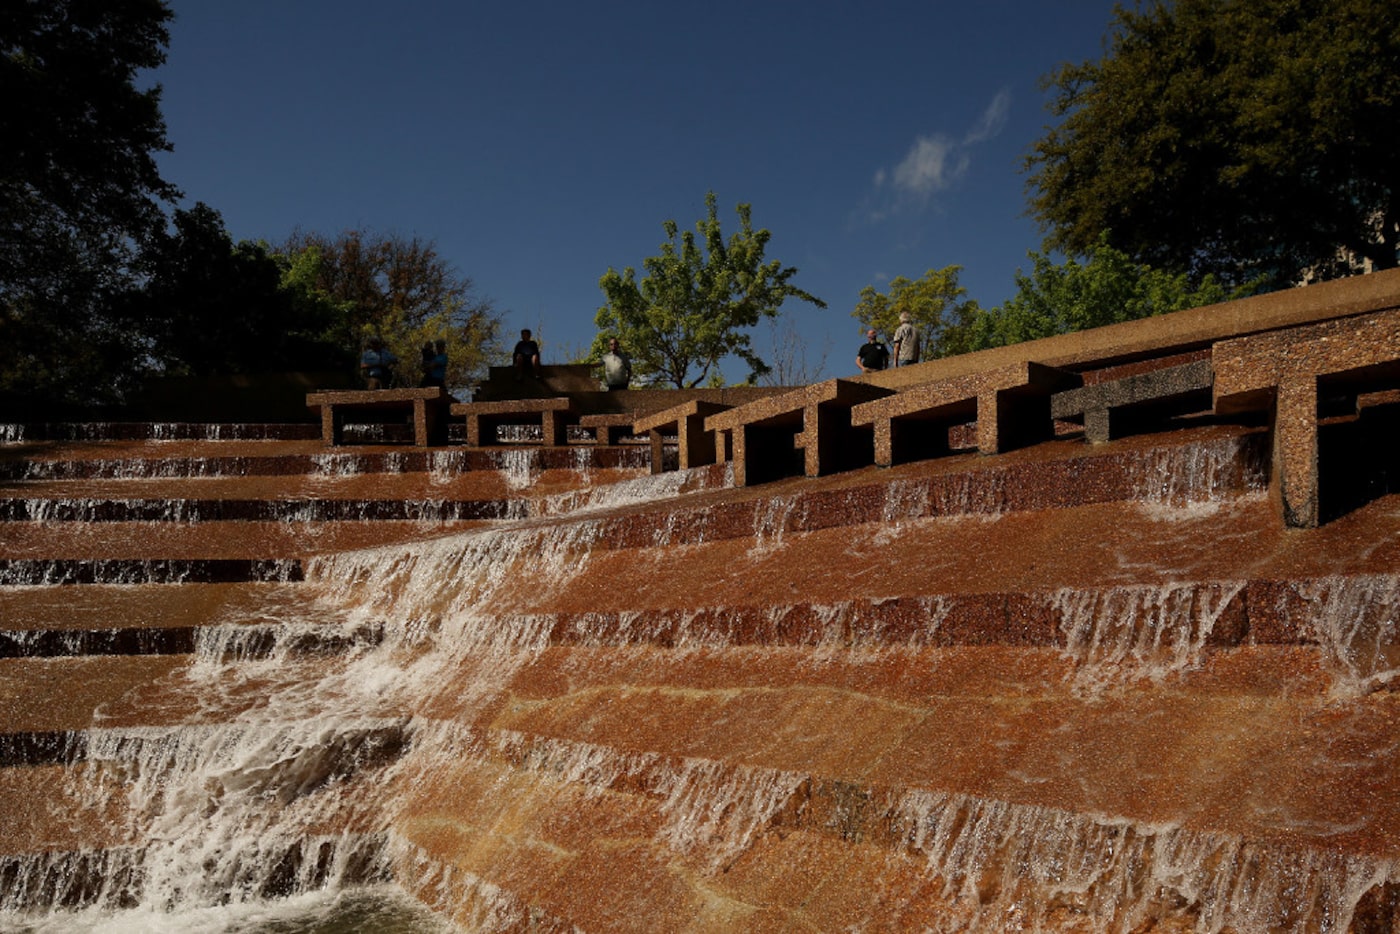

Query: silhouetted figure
[360,337,397,389]
[429,340,448,387]
[514,329,541,380]
[418,342,436,387]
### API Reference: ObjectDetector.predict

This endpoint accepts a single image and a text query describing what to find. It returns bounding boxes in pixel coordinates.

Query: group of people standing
[856,312,920,373]
[358,338,447,390]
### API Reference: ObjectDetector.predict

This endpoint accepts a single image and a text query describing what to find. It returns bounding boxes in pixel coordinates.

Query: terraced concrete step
[518,574,1400,656]
[0,558,303,586]
[0,840,388,914]
[0,440,649,480]
[0,520,488,563]
[0,423,321,442]
[0,497,522,523]
[394,717,1400,933]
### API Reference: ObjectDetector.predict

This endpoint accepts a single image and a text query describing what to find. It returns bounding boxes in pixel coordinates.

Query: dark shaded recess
[1319,399,1400,523]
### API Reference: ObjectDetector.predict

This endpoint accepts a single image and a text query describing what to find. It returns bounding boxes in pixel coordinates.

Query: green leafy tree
[594,193,826,387]
[279,230,502,389]
[977,235,1251,348]
[851,266,984,361]
[1026,0,1400,289]
[1,0,178,405]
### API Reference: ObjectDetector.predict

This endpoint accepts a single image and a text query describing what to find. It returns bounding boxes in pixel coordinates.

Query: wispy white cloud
[860,87,1013,222]
[891,135,967,197]
[964,89,1011,145]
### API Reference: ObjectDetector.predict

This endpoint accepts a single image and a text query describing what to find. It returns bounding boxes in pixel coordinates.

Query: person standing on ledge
[892,311,920,367]
[600,337,632,390]
[360,337,397,389]
[513,328,541,380]
[856,328,889,373]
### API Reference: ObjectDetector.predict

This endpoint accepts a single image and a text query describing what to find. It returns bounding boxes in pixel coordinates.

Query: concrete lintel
[306,387,454,447]
[1213,309,1400,528]
[1051,359,1214,443]
[853,362,1078,466]
[634,401,732,473]
[710,380,891,486]
[450,397,576,448]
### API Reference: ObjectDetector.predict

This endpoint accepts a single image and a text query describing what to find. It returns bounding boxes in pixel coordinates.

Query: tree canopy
[851,266,984,361]
[1026,0,1400,290]
[973,236,1251,348]
[1,0,178,404]
[123,204,348,379]
[594,193,826,388]
[279,229,502,389]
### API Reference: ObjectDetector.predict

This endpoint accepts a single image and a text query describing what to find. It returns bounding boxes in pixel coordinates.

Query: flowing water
[3,430,1397,932]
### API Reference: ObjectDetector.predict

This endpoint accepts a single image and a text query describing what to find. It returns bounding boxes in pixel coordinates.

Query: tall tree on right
[1026,0,1400,290]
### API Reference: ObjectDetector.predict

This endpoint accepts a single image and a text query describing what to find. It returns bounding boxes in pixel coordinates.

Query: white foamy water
[1133,433,1268,515]
[749,493,801,555]
[0,473,647,927]
[3,432,1392,932]
[1278,574,1400,696]
[892,789,1396,933]
[1054,581,1244,690]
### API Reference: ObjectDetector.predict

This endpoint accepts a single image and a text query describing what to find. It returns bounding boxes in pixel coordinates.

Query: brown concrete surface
[6,273,1400,930]
[1215,307,1400,527]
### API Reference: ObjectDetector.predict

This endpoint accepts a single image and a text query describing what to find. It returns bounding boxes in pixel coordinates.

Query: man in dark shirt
[513,329,541,379]
[856,329,889,373]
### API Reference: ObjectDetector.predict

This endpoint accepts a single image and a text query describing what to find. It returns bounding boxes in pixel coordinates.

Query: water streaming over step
[891,788,1394,933]
[0,467,710,929]
[1053,581,1245,691]
[4,431,1394,931]
[1271,573,1400,696]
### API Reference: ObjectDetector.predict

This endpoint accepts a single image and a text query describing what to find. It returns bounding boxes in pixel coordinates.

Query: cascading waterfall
[891,789,1394,933]
[1133,432,1268,514]
[0,466,721,929]
[7,426,1397,932]
[1277,573,1400,696]
[1053,581,1245,690]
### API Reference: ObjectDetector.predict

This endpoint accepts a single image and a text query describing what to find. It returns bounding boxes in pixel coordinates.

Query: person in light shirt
[600,337,632,390]
[892,311,920,367]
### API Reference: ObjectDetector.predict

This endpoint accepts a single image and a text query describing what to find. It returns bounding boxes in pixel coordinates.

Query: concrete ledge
[851,362,1080,467]
[705,380,893,486]
[633,401,733,474]
[0,559,303,586]
[1052,359,1214,443]
[451,397,576,447]
[577,413,641,446]
[858,266,1400,393]
[1214,307,1400,527]
[305,387,454,447]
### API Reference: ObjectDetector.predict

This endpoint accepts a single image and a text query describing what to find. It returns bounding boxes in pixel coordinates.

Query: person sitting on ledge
[513,328,542,380]
[360,337,397,389]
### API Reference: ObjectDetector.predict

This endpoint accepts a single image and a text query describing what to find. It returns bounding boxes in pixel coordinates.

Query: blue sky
[154,0,1118,381]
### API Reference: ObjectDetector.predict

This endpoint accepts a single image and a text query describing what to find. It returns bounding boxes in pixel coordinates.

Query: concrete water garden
[3,270,1400,931]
